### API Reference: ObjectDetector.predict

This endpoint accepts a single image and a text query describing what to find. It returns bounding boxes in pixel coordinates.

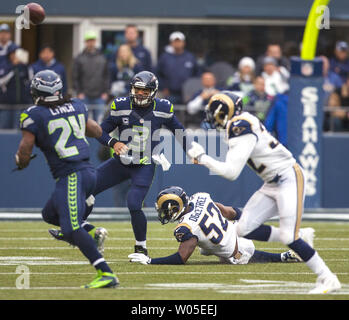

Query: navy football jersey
[20,99,92,179]
[100,96,185,165]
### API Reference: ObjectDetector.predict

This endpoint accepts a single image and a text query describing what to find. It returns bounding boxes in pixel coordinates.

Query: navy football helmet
[205,91,243,129]
[129,71,158,107]
[155,186,189,224]
[30,70,63,105]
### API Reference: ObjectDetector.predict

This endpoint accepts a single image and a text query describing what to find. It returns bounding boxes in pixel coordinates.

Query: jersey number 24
[48,114,87,158]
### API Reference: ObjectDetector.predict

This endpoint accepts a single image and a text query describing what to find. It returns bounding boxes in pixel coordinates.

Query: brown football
[25,3,45,25]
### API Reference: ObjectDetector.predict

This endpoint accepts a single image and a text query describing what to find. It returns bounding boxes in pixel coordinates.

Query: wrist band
[108,138,118,148]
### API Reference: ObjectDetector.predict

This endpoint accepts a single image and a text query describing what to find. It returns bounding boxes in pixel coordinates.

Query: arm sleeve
[149,224,196,265]
[96,117,118,146]
[150,252,184,265]
[200,134,257,181]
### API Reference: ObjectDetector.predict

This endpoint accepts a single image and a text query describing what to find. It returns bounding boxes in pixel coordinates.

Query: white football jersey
[226,112,295,182]
[174,192,238,258]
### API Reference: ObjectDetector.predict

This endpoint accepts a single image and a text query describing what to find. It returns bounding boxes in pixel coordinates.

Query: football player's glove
[128,253,151,265]
[188,141,206,162]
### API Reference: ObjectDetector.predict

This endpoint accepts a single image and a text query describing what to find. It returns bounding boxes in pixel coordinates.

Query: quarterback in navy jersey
[15,70,118,289]
[94,71,187,255]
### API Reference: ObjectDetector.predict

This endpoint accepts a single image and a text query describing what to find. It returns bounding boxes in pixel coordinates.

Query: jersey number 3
[48,114,87,158]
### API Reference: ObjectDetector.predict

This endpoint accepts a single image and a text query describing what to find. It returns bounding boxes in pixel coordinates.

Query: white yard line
[0,237,175,241]
[0,271,349,276]
[1,237,349,241]
[0,246,349,251]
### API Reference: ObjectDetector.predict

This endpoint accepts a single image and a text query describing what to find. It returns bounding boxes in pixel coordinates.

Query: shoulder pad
[110,97,132,117]
[174,223,194,243]
[227,116,254,139]
[189,192,210,201]
[71,98,88,112]
[20,107,38,130]
[154,98,174,113]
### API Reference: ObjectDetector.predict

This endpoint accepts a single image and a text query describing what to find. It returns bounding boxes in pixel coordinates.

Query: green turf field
[0,220,348,300]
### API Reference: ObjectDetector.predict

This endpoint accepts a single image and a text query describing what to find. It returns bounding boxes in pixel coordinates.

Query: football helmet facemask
[155,186,189,224]
[30,70,64,106]
[205,91,243,129]
[130,71,158,107]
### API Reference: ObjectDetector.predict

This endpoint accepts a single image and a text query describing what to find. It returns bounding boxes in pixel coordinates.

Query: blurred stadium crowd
[1,22,349,143]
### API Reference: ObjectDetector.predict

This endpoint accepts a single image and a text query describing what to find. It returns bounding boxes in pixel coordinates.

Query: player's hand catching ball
[128,253,151,265]
[188,141,206,164]
[113,142,129,156]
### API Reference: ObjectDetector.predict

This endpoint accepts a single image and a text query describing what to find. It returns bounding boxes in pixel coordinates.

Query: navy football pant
[41,168,112,273]
[42,167,96,237]
[91,157,155,242]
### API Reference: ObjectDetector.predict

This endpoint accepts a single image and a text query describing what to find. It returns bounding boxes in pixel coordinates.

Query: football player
[187,91,341,294]
[128,186,310,265]
[88,71,186,255]
[15,70,118,289]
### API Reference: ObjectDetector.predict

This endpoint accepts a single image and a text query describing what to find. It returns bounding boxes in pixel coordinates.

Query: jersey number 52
[199,202,228,244]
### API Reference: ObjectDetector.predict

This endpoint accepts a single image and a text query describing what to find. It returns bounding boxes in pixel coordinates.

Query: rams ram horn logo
[232,126,246,136]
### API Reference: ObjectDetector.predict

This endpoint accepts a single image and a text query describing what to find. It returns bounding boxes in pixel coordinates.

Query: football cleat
[48,229,74,246]
[308,273,341,294]
[134,245,148,256]
[91,227,108,255]
[49,229,64,241]
[82,270,119,289]
[49,227,108,255]
[281,250,301,263]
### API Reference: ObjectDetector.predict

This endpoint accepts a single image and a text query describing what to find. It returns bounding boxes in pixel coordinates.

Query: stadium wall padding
[0,132,347,209]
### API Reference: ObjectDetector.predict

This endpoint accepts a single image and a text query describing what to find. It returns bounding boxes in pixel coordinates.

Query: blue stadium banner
[288,57,324,208]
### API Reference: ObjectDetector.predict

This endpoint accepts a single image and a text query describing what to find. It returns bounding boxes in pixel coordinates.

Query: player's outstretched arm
[128,237,198,265]
[188,134,257,181]
[15,130,35,169]
[85,118,102,138]
[215,202,242,221]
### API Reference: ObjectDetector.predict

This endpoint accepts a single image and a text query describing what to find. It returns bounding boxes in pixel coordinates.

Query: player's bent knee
[127,200,143,212]
[41,209,58,226]
[236,222,250,237]
[279,230,294,245]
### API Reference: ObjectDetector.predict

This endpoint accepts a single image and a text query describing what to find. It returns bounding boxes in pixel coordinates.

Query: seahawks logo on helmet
[155,186,189,224]
[30,70,64,106]
[129,71,158,107]
[205,91,243,129]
